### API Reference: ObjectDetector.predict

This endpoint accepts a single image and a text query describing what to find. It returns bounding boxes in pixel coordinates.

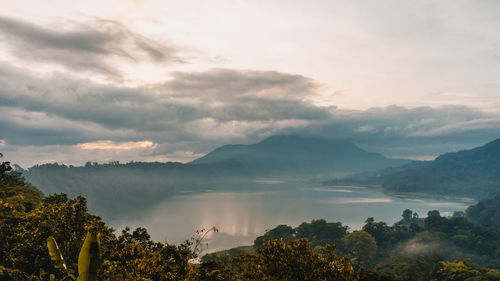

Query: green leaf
[47,236,68,270]
[76,232,101,281]
[46,236,76,280]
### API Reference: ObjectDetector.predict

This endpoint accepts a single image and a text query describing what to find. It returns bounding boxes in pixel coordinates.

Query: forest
[18,161,250,218]
[4,156,500,280]
[327,138,500,200]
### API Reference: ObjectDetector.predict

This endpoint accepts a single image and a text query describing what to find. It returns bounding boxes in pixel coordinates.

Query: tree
[295,219,348,248]
[231,239,356,281]
[362,217,392,247]
[376,255,442,281]
[341,231,377,269]
[0,153,12,174]
[1,194,111,280]
[402,209,413,222]
[254,224,295,248]
[431,259,496,281]
[466,195,500,228]
[357,269,398,281]
[425,210,449,233]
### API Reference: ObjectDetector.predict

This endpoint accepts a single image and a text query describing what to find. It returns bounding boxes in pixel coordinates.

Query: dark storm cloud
[0,16,182,78]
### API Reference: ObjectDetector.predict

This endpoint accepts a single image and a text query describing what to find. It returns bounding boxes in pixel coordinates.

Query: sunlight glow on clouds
[74,140,156,150]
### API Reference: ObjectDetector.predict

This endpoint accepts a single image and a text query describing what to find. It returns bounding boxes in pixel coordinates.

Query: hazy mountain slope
[329,138,500,199]
[192,135,410,177]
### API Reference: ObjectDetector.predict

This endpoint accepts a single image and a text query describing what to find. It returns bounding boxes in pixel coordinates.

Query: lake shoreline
[323,182,476,205]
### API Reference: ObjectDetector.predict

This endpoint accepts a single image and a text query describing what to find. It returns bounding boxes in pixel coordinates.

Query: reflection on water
[307,187,353,193]
[339,198,394,204]
[110,182,471,253]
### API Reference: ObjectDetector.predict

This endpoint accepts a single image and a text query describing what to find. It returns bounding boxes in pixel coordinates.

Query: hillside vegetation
[327,138,500,200]
[20,160,249,218]
[4,154,500,280]
[205,206,500,281]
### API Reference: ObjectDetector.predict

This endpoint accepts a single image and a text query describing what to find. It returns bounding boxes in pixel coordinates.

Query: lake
[110,180,471,253]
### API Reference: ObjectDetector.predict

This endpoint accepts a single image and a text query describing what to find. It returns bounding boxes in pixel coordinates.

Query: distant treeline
[19,161,250,218]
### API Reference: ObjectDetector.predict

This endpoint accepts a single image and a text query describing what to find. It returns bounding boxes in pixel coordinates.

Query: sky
[1,0,500,167]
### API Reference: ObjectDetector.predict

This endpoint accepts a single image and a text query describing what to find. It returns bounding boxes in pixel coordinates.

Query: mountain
[192,135,410,177]
[20,135,409,218]
[328,138,500,199]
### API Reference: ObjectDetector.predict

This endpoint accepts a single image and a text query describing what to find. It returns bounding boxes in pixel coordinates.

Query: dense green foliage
[431,259,500,281]
[46,232,101,281]
[0,166,205,280]
[466,195,500,227]
[254,219,348,249]
[327,138,500,200]
[207,204,500,280]
[5,151,500,280]
[1,160,380,281]
[201,246,255,266]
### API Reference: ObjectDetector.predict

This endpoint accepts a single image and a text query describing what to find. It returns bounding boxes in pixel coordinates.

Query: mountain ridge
[192,135,410,177]
[328,137,500,199]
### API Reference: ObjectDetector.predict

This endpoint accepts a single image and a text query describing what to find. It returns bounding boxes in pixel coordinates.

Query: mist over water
[110,181,470,253]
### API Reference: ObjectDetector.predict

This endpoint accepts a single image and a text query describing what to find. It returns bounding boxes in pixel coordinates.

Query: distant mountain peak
[258,135,351,145]
[192,135,409,177]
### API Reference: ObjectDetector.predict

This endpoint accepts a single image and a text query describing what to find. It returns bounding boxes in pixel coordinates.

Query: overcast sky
[1,0,500,167]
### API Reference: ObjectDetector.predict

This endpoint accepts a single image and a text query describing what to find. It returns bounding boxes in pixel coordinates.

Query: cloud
[158,69,330,122]
[0,64,327,140]
[286,104,500,157]
[0,16,182,80]
[163,68,318,100]
[0,63,331,166]
[354,125,379,133]
[0,142,165,168]
[74,140,156,150]
[2,61,500,167]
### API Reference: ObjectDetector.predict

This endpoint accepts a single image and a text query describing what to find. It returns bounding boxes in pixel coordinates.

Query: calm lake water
[110,181,471,253]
